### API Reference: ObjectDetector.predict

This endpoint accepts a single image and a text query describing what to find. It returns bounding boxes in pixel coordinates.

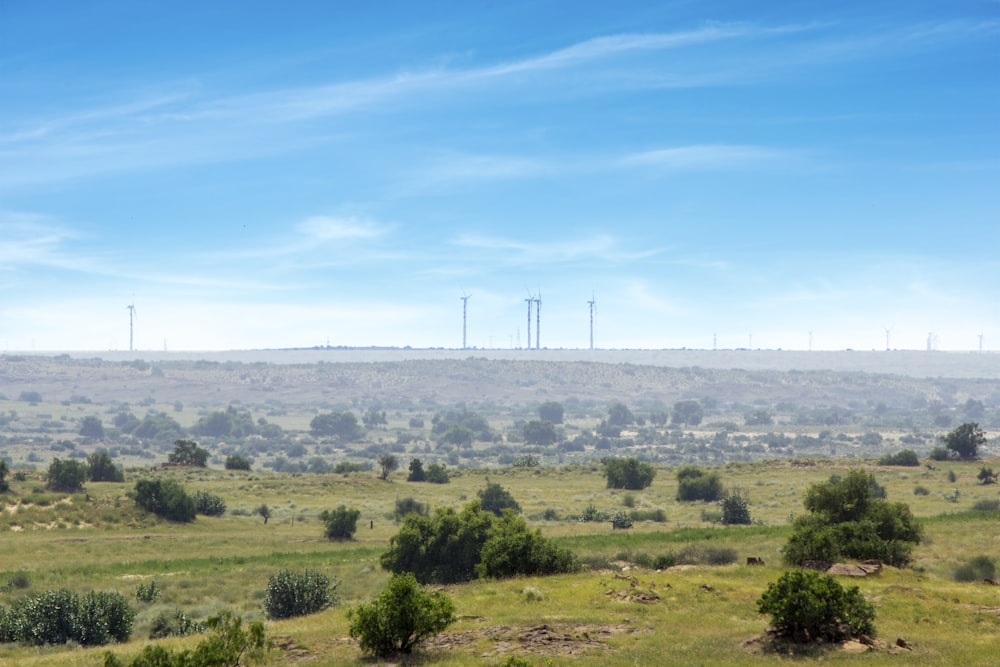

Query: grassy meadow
[0,458,999,666]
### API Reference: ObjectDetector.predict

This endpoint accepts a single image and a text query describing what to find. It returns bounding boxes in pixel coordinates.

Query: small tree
[378,454,399,481]
[671,399,704,426]
[676,466,723,502]
[758,569,875,642]
[0,460,11,493]
[478,480,520,516]
[256,504,271,524]
[942,422,985,460]
[132,479,196,522]
[610,510,633,530]
[167,439,208,467]
[194,491,227,516]
[977,466,997,485]
[79,415,105,439]
[606,401,635,426]
[407,458,426,482]
[322,505,361,540]
[425,463,450,484]
[720,489,752,525]
[349,573,455,658]
[538,401,564,424]
[363,408,388,429]
[264,570,337,619]
[88,450,124,483]
[522,420,558,445]
[603,457,656,490]
[46,458,88,492]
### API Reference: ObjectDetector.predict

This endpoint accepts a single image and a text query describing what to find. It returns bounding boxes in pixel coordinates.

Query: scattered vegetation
[0,589,134,646]
[348,572,455,658]
[104,612,265,667]
[263,569,338,619]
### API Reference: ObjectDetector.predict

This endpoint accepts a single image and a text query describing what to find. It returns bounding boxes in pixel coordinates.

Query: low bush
[913,485,930,496]
[132,478,196,522]
[0,589,134,646]
[631,508,667,522]
[878,450,920,466]
[224,455,252,471]
[610,510,633,529]
[134,580,160,603]
[321,505,361,540]
[676,467,723,502]
[652,553,677,569]
[104,612,265,667]
[194,491,227,517]
[954,555,996,583]
[394,497,428,519]
[264,569,338,620]
[577,504,606,522]
[148,608,205,639]
[720,489,752,525]
[971,498,1000,512]
[758,569,875,642]
[348,573,455,658]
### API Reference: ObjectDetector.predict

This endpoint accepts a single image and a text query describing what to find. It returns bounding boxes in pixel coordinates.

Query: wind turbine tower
[126,303,136,352]
[460,293,471,349]
[979,332,984,353]
[534,292,541,349]
[524,295,533,350]
[587,294,596,350]
[884,327,892,351]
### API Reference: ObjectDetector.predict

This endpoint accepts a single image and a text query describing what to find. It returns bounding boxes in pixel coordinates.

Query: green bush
[971,498,1000,512]
[603,457,656,490]
[46,458,88,492]
[104,612,265,667]
[652,553,677,569]
[134,580,160,603]
[425,463,450,484]
[263,569,337,620]
[148,608,205,639]
[477,511,580,579]
[167,439,209,467]
[0,589,134,646]
[954,555,996,582]
[631,508,667,522]
[758,569,875,642]
[610,510,633,530]
[577,504,606,522]
[348,573,455,658]
[321,505,361,540]
[676,467,723,502]
[88,450,124,482]
[394,497,428,519]
[224,455,252,471]
[194,491,227,517]
[913,485,930,496]
[478,480,521,516]
[878,449,920,466]
[719,489,752,525]
[132,478,196,522]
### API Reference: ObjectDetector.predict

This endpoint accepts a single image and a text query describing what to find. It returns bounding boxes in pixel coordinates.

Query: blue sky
[1,1,998,352]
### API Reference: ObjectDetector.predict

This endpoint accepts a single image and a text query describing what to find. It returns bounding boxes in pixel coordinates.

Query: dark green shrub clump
[478,480,521,516]
[603,457,656,490]
[348,573,455,658]
[193,491,227,516]
[758,569,875,642]
[132,478,196,522]
[676,466,723,502]
[263,569,338,620]
[134,580,160,603]
[0,589,134,646]
[148,609,205,639]
[954,555,996,583]
[971,498,1000,512]
[224,455,252,471]
[321,505,361,540]
[104,612,265,667]
[719,489,752,525]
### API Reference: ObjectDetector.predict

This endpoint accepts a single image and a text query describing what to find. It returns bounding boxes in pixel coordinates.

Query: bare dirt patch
[425,622,652,658]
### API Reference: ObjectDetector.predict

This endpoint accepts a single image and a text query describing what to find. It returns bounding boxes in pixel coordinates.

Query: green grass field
[1,459,999,666]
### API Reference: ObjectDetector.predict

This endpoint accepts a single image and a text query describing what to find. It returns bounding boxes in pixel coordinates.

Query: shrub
[878,449,920,466]
[1,589,134,646]
[321,505,361,540]
[194,491,227,517]
[148,609,205,639]
[610,510,633,530]
[132,479,196,522]
[407,458,426,482]
[719,489,752,525]
[972,498,1000,512]
[263,570,337,620]
[478,480,521,516]
[577,504,606,522]
[104,612,265,667]
[135,580,160,603]
[167,439,209,467]
[622,493,636,508]
[88,450,124,483]
[913,485,930,496]
[46,458,88,492]
[652,553,677,570]
[603,457,656,490]
[954,555,996,582]
[977,466,997,485]
[676,467,723,502]
[631,508,667,522]
[9,572,30,590]
[334,461,364,474]
[942,422,985,460]
[348,573,455,658]
[477,511,580,579]
[394,497,428,519]
[224,455,252,471]
[758,569,875,642]
[425,463,450,484]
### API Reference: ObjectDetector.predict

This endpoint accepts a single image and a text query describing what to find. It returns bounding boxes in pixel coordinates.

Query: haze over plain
[1,1,997,352]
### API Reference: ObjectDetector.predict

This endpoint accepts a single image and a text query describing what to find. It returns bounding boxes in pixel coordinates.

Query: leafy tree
[878,450,920,466]
[942,422,985,460]
[225,454,252,471]
[348,572,455,658]
[264,570,337,619]
[256,504,271,524]
[720,488,752,525]
[395,497,428,519]
[363,408,388,429]
[782,469,922,567]
[0,460,9,493]
[425,463,450,484]
[378,454,399,480]
[744,409,773,426]
[758,569,875,642]
[431,407,496,444]
[190,407,255,439]
[46,458,88,492]
[478,480,520,516]
[538,401,564,424]
[19,390,42,404]
[606,402,635,426]
[522,419,558,445]
[676,467,723,502]
[477,510,580,578]
[310,411,363,441]
[167,439,208,467]
[132,411,185,443]
[603,457,656,490]
[88,450,124,482]
[963,398,986,420]
[79,415,106,439]
[407,458,426,482]
[671,399,704,426]
[322,505,361,540]
[132,478,196,522]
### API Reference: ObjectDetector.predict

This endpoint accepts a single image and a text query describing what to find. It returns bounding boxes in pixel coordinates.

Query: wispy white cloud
[621,144,797,170]
[453,233,661,265]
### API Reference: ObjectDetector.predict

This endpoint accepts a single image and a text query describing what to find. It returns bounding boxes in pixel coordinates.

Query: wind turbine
[587,293,596,350]
[126,302,137,352]
[884,326,892,351]
[524,291,533,350]
[533,291,541,349]
[460,292,471,349]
